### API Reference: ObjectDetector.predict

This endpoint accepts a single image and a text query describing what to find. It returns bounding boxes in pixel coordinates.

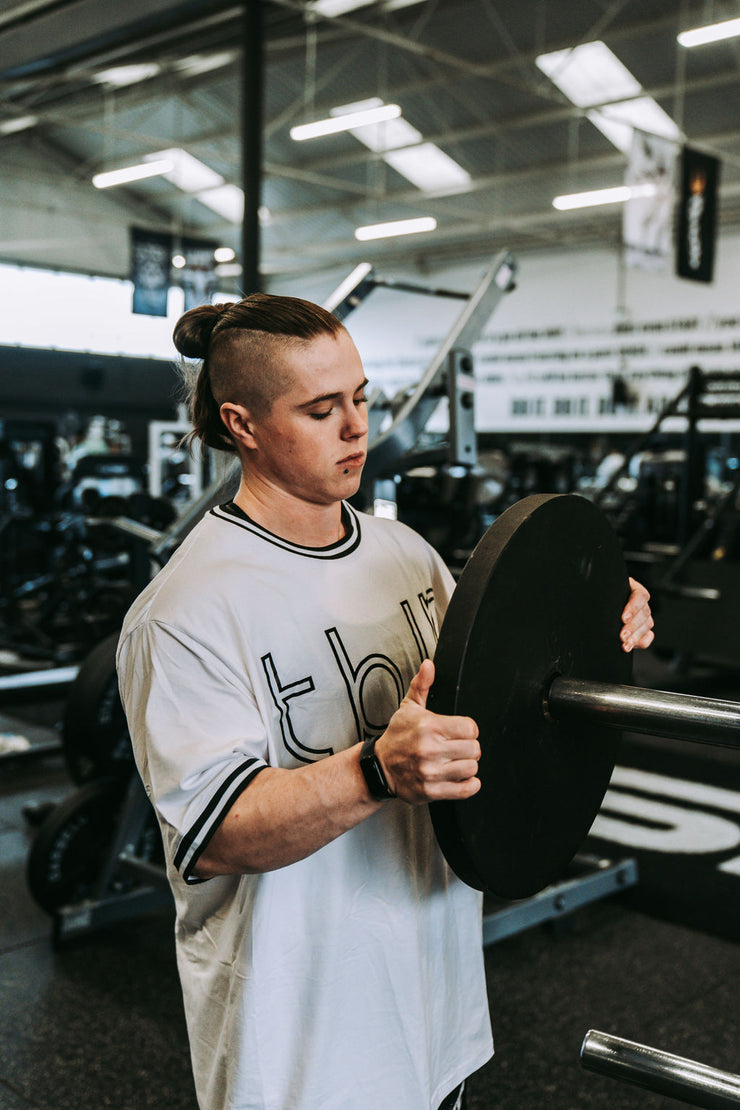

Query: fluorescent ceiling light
[196,184,244,223]
[144,148,223,193]
[93,146,246,225]
[311,0,370,14]
[332,98,470,193]
[174,51,237,77]
[309,0,375,15]
[553,183,657,210]
[214,246,236,263]
[92,158,174,189]
[92,63,161,88]
[309,0,425,15]
[0,114,38,136]
[94,145,260,226]
[384,144,471,191]
[536,41,681,153]
[291,103,401,141]
[355,216,437,241]
[536,41,640,107]
[331,98,419,152]
[678,17,740,47]
[588,97,681,154]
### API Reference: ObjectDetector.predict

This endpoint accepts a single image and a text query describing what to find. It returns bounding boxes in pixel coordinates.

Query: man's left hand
[620,578,655,653]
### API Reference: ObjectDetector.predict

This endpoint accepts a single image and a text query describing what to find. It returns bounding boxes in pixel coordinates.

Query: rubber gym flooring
[1,649,739,1110]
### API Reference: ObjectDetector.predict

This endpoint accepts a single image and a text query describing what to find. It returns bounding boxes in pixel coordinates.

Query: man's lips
[338,452,365,468]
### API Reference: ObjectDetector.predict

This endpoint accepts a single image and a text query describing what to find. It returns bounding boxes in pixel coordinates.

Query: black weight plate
[26,778,127,914]
[428,493,632,899]
[26,777,163,916]
[63,632,133,784]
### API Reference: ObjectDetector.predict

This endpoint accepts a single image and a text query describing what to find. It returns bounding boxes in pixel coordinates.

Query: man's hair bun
[172,303,225,359]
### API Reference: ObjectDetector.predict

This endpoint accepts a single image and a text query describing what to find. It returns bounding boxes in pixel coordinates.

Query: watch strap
[359,736,396,800]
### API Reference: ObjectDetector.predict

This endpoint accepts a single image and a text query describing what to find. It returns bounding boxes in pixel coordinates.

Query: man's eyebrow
[298,378,369,408]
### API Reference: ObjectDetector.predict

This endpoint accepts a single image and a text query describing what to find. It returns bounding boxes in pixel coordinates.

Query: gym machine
[147,418,214,505]
[0,462,170,684]
[593,365,740,671]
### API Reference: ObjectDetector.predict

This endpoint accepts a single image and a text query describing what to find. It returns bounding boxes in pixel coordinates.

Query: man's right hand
[197,658,481,878]
[374,659,482,804]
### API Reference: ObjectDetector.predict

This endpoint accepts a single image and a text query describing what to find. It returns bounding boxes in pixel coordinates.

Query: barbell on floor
[428,492,740,899]
[581,1029,740,1109]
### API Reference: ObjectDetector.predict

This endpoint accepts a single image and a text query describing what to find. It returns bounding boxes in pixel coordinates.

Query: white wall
[277,231,740,434]
[2,191,738,437]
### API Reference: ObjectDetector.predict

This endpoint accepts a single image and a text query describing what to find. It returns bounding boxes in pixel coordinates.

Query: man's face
[244,329,369,507]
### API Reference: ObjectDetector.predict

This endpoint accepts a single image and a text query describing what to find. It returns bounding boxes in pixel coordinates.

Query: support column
[240,0,264,293]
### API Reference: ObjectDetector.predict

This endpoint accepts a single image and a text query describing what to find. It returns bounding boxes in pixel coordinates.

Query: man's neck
[232,482,346,548]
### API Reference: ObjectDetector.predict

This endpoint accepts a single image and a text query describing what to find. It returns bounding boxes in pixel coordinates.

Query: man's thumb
[405,658,435,708]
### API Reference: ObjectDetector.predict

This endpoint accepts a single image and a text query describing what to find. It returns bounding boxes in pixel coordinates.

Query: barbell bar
[547,678,740,749]
[427,492,740,899]
[581,1029,740,1109]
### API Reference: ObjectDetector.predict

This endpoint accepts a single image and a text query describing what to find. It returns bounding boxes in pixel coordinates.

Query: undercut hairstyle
[173,292,346,454]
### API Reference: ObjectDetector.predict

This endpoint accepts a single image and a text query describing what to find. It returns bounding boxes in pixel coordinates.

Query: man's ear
[220,402,256,449]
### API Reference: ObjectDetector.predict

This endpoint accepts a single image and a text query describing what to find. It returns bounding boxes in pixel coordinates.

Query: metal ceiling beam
[0,0,243,80]
[3,63,735,173]
[266,0,709,107]
[0,0,695,108]
[281,74,740,178]
[265,112,740,229]
[8,31,737,195]
[259,174,740,278]
[0,0,80,34]
[1,0,738,285]
[13,55,739,208]
[0,0,720,141]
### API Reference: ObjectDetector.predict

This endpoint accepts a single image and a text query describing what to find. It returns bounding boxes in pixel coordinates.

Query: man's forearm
[195,744,382,877]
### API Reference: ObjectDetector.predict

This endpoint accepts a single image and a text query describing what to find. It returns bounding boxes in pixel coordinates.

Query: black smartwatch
[359,736,396,801]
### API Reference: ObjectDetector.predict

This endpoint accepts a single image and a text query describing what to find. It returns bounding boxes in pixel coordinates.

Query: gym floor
[1,651,739,1110]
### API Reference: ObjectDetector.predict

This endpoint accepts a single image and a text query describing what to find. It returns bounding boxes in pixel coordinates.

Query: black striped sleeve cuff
[174,757,267,883]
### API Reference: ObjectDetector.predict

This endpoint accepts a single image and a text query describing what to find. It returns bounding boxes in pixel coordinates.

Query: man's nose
[343,403,368,438]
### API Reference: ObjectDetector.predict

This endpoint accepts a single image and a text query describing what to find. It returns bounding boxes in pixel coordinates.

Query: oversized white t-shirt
[117,502,493,1110]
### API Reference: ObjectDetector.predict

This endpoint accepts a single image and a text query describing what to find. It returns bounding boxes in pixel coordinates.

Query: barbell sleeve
[547,677,740,749]
[580,1030,740,1109]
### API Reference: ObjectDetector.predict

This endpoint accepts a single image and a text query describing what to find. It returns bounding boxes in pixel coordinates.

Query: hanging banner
[622,129,679,272]
[676,146,720,283]
[130,227,172,317]
[181,237,218,311]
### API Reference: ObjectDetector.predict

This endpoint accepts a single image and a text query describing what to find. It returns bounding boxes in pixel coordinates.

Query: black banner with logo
[131,227,172,316]
[676,147,720,284]
[181,237,218,311]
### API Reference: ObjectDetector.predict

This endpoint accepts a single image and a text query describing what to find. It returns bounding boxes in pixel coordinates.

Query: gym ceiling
[0,0,739,288]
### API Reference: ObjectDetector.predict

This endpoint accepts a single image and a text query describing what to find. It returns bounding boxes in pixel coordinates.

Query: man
[117,293,654,1110]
